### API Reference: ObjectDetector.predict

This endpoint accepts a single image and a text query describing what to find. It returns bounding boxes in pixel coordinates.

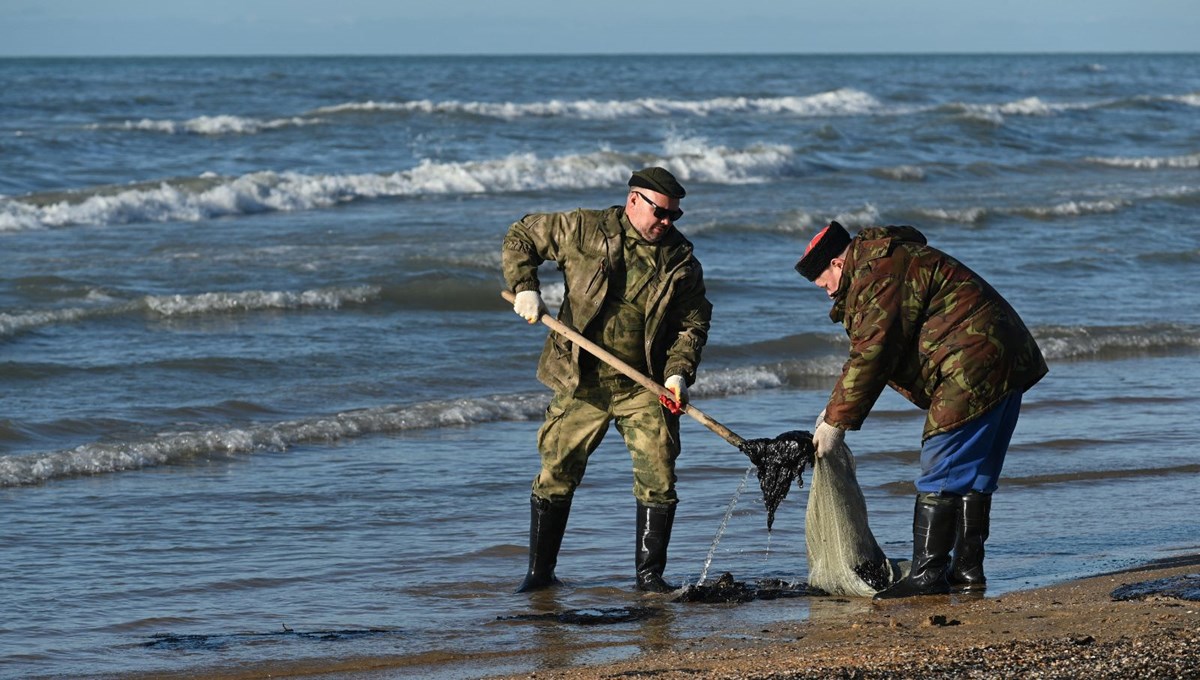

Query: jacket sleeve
[661,260,713,385]
[501,212,572,293]
[826,264,907,431]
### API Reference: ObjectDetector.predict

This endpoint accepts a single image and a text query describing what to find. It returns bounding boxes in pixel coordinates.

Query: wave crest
[0,394,549,487]
[310,88,881,120]
[0,139,796,230]
[90,115,325,135]
[0,285,381,337]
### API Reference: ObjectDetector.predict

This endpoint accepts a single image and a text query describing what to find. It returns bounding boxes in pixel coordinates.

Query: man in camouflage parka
[796,221,1046,599]
[504,167,712,593]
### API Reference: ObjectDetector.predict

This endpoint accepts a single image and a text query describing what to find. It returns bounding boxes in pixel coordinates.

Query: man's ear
[831,246,850,269]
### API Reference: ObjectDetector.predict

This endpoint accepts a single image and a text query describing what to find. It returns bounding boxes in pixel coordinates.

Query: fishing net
[739,427,898,597]
[803,436,897,596]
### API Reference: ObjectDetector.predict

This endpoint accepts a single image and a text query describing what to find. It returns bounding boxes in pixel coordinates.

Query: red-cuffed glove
[659,393,684,415]
[659,375,687,415]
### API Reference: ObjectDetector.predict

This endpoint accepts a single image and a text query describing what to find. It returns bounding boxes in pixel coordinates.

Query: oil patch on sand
[674,572,825,604]
[1111,573,1200,602]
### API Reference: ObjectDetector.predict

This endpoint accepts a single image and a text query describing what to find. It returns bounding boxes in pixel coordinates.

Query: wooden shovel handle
[502,290,745,448]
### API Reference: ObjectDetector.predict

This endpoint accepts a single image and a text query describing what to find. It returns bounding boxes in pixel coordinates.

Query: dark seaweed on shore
[738,430,815,530]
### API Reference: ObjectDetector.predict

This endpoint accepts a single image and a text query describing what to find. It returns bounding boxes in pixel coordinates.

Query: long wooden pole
[501,290,745,448]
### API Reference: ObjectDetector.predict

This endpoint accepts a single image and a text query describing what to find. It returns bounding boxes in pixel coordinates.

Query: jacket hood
[856,225,927,250]
[828,225,927,322]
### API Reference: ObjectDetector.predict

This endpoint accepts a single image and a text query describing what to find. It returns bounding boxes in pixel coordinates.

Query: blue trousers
[916,392,1023,495]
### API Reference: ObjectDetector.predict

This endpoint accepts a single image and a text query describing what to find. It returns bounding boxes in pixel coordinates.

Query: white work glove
[812,419,845,459]
[659,375,688,414]
[664,375,688,407]
[512,290,547,324]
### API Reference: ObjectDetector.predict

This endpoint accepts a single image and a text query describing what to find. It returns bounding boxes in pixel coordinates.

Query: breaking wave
[0,137,793,230]
[1086,152,1200,170]
[308,90,1200,123]
[90,115,326,135]
[0,285,381,338]
[311,88,883,120]
[904,186,1200,225]
[1034,323,1200,361]
[0,394,550,487]
[4,321,1193,486]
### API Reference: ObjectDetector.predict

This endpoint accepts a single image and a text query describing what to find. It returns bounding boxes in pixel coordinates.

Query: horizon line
[2,49,1199,60]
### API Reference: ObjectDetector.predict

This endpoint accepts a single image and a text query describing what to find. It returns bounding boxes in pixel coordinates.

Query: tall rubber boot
[635,502,677,593]
[874,494,956,600]
[515,494,571,593]
[949,491,992,592]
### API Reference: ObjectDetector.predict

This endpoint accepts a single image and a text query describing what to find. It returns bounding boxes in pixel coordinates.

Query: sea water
[2,53,1198,679]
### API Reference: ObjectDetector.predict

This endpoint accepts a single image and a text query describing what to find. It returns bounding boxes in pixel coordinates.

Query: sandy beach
[120,556,1200,680]
[484,555,1200,680]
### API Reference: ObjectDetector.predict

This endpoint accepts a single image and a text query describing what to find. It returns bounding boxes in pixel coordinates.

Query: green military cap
[628,166,686,199]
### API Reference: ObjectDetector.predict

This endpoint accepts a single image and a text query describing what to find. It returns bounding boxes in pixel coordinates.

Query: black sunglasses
[633,191,683,222]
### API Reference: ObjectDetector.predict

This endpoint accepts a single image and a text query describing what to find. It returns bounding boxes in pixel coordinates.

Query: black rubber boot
[949,491,992,593]
[635,502,677,593]
[515,494,571,593]
[874,494,956,600]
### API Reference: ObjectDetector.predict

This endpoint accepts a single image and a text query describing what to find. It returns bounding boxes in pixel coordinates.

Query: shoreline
[482,554,1200,680]
[131,554,1200,680]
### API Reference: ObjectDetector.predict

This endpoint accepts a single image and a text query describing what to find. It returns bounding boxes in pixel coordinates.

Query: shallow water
[2,53,1199,678]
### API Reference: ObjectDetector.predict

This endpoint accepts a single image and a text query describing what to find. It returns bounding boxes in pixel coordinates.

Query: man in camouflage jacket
[504,167,712,594]
[796,221,1046,599]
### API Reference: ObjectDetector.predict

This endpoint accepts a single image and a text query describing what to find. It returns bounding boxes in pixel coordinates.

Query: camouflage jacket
[502,206,712,394]
[825,226,1047,439]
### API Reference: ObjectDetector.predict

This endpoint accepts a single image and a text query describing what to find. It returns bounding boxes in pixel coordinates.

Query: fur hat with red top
[795,221,852,281]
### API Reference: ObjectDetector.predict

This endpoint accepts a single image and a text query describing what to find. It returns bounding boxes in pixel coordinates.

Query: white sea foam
[952,96,1094,125]
[142,286,380,316]
[916,196,1137,225]
[91,115,326,135]
[539,282,566,308]
[728,203,879,235]
[874,165,926,181]
[0,139,797,230]
[1035,324,1200,360]
[1015,199,1129,218]
[0,307,109,337]
[998,97,1061,116]
[691,366,787,397]
[1086,152,1200,170]
[0,285,381,337]
[914,206,989,224]
[0,394,550,486]
[830,204,881,228]
[1162,93,1200,107]
[310,88,883,120]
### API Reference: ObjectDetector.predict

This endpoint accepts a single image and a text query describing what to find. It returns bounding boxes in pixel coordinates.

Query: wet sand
[487,555,1200,680]
[135,555,1199,679]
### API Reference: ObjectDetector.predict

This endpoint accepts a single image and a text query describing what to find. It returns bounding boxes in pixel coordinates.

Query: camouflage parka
[502,206,712,395]
[825,226,1047,440]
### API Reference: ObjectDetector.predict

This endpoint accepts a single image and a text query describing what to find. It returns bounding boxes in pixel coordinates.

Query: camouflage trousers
[532,376,681,506]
